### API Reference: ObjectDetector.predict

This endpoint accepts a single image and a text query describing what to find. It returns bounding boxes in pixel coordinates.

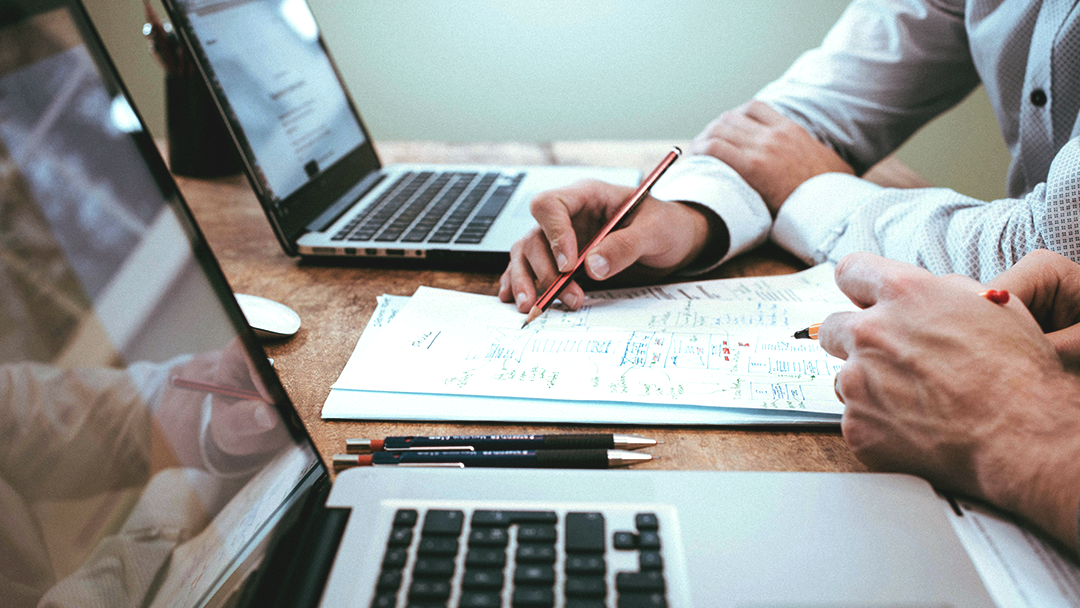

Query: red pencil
[169,375,268,402]
[521,147,682,328]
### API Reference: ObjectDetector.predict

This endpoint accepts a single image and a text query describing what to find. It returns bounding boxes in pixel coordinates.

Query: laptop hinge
[306,171,385,234]
[237,476,350,608]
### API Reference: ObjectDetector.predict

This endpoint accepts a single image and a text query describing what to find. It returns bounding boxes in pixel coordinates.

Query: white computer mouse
[234,293,302,339]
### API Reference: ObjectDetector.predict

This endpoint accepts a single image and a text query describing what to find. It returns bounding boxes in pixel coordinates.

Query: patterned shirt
[651,0,1080,282]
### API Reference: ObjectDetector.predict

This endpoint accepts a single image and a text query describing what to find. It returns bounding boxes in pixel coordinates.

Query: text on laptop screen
[0,6,319,607]
[178,0,365,203]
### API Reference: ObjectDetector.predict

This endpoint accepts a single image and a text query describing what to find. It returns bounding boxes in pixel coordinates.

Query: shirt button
[1030,88,1048,107]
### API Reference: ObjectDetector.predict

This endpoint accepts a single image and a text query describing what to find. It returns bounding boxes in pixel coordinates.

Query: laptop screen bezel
[162,0,383,256]
[0,0,335,603]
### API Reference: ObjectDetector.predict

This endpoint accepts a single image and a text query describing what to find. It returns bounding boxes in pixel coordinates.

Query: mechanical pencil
[345,433,656,453]
[332,449,651,470]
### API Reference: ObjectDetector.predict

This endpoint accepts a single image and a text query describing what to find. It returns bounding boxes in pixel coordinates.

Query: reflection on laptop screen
[177,0,365,202]
[0,4,320,607]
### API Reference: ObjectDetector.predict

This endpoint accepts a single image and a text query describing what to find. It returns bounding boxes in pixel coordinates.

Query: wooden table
[173,141,923,475]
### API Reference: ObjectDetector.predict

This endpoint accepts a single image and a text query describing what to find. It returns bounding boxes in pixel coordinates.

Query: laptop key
[413,556,456,578]
[566,601,607,608]
[512,586,555,607]
[462,568,505,589]
[370,593,397,608]
[616,593,668,608]
[409,577,451,600]
[417,537,459,556]
[613,532,636,550]
[395,509,419,527]
[383,547,408,568]
[615,571,665,593]
[639,551,663,570]
[469,526,509,546]
[472,510,557,526]
[635,513,659,530]
[375,570,402,591]
[516,543,556,563]
[565,575,606,598]
[459,591,502,607]
[637,531,661,550]
[422,510,464,536]
[389,527,413,546]
[564,512,605,553]
[514,564,555,585]
[517,524,557,544]
[465,548,507,568]
[565,555,605,575]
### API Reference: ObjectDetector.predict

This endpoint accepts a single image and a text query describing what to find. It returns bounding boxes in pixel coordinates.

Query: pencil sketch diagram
[444,299,846,413]
[331,266,856,416]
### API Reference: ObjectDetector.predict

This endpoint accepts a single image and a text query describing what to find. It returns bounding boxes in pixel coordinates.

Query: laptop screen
[0,2,323,607]
[172,0,366,204]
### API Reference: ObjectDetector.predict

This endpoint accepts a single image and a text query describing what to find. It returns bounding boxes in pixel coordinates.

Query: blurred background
[83,0,1011,201]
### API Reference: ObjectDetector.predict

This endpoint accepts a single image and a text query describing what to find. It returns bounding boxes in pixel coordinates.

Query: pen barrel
[539,435,614,450]
[372,450,611,468]
[533,449,610,469]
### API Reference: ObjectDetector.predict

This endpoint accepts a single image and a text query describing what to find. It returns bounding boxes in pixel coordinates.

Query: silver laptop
[160,0,639,265]
[0,2,994,606]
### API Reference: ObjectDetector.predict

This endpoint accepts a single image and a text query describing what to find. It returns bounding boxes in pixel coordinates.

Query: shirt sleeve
[773,137,1080,282]
[649,154,772,273]
[755,0,980,174]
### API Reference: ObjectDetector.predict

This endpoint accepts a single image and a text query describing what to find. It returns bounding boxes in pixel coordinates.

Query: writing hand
[987,249,1080,372]
[691,100,854,215]
[817,252,1080,552]
[499,179,711,312]
[157,339,287,469]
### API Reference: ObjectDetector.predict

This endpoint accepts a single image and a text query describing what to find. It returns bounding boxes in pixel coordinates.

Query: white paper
[945,498,1080,608]
[332,266,855,415]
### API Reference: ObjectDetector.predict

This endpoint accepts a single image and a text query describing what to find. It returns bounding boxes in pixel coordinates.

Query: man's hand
[499,180,712,313]
[817,252,1080,552]
[157,339,288,470]
[692,100,854,215]
[988,249,1080,372]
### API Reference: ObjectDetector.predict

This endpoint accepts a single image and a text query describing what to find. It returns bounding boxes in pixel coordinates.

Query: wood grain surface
[173,141,884,476]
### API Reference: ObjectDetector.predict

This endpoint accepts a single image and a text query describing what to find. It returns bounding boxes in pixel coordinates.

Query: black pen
[345,433,657,453]
[332,449,651,470]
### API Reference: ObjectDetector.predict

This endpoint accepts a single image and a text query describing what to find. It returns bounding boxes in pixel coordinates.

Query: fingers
[817,310,859,361]
[832,252,934,309]
[502,180,712,314]
[210,398,286,456]
[988,249,1080,331]
[1047,325,1080,372]
[500,227,585,312]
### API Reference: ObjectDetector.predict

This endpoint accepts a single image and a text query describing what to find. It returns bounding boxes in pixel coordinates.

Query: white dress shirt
[651,0,1080,282]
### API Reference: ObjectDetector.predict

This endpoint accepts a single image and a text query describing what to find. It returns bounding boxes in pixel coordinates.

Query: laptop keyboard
[371,508,669,608]
[332,171,524,246]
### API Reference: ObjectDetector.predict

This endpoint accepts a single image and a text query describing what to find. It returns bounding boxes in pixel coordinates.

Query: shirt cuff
[772,173,884,265]
[650,154,771,274]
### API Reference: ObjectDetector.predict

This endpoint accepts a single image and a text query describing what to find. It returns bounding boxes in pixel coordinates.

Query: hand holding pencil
[500,148,714,319]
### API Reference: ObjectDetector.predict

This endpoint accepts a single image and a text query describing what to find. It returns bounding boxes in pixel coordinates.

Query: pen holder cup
[165,72,243,178]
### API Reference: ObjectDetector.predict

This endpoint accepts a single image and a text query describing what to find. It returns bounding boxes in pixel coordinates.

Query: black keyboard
[332,171,524,246]
[370,508,669,608]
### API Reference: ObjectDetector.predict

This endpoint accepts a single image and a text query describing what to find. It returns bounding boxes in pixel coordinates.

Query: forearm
[0,363,152,500]
[975,371,1080,553]
[650,154,770,274]
[756,0,978,173]
[774,173,1055,281]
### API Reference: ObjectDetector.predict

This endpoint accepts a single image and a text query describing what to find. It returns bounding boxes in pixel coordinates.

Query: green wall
[83,0,1011,201]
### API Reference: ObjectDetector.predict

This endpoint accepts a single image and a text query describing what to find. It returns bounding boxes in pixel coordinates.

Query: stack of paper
[322,264,858,425]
